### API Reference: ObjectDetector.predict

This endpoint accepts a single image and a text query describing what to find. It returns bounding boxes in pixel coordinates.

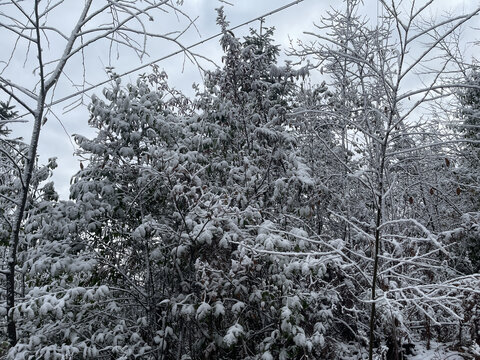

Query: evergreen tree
[459,69,480,158]
[0,102,23,356]
[454,68,480,274]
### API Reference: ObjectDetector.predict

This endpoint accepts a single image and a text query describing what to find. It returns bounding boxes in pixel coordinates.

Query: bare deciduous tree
[291,0,480,357]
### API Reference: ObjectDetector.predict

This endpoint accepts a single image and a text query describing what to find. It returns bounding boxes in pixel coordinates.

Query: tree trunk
[7,109,43,346]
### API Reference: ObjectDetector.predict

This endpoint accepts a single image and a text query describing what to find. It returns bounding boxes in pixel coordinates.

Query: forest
[1,0,480,359]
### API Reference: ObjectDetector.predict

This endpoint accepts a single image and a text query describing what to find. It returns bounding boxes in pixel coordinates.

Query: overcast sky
[2,0,478,198]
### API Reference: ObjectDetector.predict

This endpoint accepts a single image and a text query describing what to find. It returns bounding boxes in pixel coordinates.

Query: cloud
[4,0,476,199]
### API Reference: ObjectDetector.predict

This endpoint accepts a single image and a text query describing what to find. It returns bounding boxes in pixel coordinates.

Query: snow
[3,2,480,359]
[223,323,244,346]
[409,342,475,360]
[196,302,211,320]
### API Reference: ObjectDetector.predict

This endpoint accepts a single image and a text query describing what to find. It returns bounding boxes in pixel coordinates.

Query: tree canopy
[2,2,480,359]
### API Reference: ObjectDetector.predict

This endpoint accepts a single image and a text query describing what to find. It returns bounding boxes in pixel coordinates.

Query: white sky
[2,0,479,198]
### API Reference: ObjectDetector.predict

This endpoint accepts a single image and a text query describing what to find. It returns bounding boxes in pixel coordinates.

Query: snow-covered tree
[56,10,348,359]
[292,1,480,358]
[4,1,480,358]
[0,103,85,358]
[0,0,199,347]
[0,103,25,355]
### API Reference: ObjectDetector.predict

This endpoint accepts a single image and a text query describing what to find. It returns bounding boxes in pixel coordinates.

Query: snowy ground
[340,341,480,359]
[409,341,480,360]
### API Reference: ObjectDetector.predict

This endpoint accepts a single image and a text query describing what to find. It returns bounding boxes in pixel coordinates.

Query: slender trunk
[6,0,92,346]
[145,239,158,339]
[458,319,463,345]
[392,320,399,360]
[341,0,351,244]
[6,1,47,346]
[7,107,44,347]
[367,186,383,359]
[368,140,387,360]
[368,32,398,354]
[425,315,431,350]
[475,315,479,346]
